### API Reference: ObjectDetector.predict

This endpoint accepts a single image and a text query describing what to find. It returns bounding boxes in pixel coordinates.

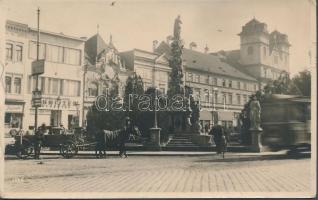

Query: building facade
[156,42,258,131]
[224,18,290,88]
[82,33,130,126]
[120,49,171,94]
[4,20,85,134]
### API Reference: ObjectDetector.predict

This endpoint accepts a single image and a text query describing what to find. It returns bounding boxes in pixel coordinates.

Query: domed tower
[239,18,270,66]
[238,18,290,87]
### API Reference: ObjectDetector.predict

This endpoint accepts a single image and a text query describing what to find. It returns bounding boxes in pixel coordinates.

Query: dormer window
[247,46,253,55]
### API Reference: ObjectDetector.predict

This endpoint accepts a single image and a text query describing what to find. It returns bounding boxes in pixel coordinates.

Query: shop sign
[5,104,23,113]
[31,59,45,75]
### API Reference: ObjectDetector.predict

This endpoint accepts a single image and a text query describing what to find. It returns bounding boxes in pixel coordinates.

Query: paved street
[3,153,314,198]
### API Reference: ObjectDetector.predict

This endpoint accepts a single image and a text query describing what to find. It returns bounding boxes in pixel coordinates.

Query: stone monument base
[148,127,161,151]
[250,128,263,152]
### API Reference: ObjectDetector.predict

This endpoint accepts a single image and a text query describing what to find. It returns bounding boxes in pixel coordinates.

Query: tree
[167,15,184,98]
[123,73,144,125]
[289,70,311,96]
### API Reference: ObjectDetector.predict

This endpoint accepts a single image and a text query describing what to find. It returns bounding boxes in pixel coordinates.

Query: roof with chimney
[156,42,257,81]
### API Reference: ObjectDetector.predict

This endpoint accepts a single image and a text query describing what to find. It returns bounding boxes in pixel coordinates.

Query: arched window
[247,46,253,55]
[88,82,98,97]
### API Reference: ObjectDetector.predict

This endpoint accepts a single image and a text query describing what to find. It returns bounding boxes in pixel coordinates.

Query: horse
[94,126,141,158]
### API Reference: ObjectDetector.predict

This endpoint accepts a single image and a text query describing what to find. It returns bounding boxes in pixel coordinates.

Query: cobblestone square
[3,153,315,198]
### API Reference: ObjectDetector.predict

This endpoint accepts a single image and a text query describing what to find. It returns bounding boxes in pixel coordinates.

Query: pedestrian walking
[34,123,46,159]
[210,122,227,156]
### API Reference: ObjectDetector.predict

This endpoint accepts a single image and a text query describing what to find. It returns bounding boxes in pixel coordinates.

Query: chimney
[189,42,197,50]
[204,44,209,53]
[152,40,158,52]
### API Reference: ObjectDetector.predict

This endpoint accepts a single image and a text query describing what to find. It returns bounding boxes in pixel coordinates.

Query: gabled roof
[156,42,257,81]
[84,33,109,65]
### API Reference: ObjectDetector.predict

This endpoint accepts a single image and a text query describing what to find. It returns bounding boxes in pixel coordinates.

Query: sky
[2,0,317,76]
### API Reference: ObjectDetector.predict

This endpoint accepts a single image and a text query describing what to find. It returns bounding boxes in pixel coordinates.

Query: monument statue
[249,96,262,130]
[173,15,182,39]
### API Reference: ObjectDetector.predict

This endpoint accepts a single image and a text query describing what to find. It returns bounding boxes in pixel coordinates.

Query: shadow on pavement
[195,152,311,163]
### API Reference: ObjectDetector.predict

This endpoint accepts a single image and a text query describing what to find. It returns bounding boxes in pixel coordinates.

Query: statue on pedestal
[173,15,182,39]
[249,96,262,130]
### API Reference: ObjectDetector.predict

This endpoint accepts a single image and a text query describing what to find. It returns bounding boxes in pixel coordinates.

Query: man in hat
[34,123,46,159]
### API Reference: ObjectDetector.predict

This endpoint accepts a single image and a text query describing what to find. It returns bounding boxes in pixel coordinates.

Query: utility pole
[34,8,40,133]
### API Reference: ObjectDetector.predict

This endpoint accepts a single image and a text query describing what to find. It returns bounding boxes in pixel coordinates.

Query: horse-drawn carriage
[14,127,94,159]
[13,125,142,159]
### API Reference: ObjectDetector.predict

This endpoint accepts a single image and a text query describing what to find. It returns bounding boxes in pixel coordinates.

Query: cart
[14,127,96,159]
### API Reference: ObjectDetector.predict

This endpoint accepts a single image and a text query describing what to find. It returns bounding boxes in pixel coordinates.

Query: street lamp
[81,64,88,127]
[74,102,80,127]
[56,96,61,126]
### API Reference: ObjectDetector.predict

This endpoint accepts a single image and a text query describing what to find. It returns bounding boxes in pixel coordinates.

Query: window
[214,78,217,86]
[188,72,193,82]
[247,46,253,55]
[243,95,247,103]
[88,82,98,97]
[46,44,63,63]
[222,93,226,104]
[244,83,247,90]
[64,48,81,65]
[214,92,218,104]
[195,74,200,83]
[14,77,21,94]
[6,43,13,61]
[254,84,257,91]
[236,94,241,105]
[263,47,267,57]
[228,93,233,105]
[205,76,209,84]
[52,78,59,95]
[29,41,45,59]
[222,79,226,87]
[229,80,232,88]
[237,81,241,89]
[16,45,23,62]
[59,80,64,95]
[5,76,11,93]
[274,56,278,64]
[40,77,46,94]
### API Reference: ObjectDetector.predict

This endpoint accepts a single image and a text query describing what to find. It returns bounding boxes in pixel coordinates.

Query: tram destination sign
[31,59,45,75]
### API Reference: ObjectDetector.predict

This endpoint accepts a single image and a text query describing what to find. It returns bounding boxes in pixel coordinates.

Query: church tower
[238,18,290,86]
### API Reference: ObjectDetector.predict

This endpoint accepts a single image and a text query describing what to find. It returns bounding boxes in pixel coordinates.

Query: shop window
[4,113,22,128]
[5,76,12,93]
[14,77,21,94]
[16,45,23,62]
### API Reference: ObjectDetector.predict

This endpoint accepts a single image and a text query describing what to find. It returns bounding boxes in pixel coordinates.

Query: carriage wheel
[60,141,78,159]
[16,139,33,159]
